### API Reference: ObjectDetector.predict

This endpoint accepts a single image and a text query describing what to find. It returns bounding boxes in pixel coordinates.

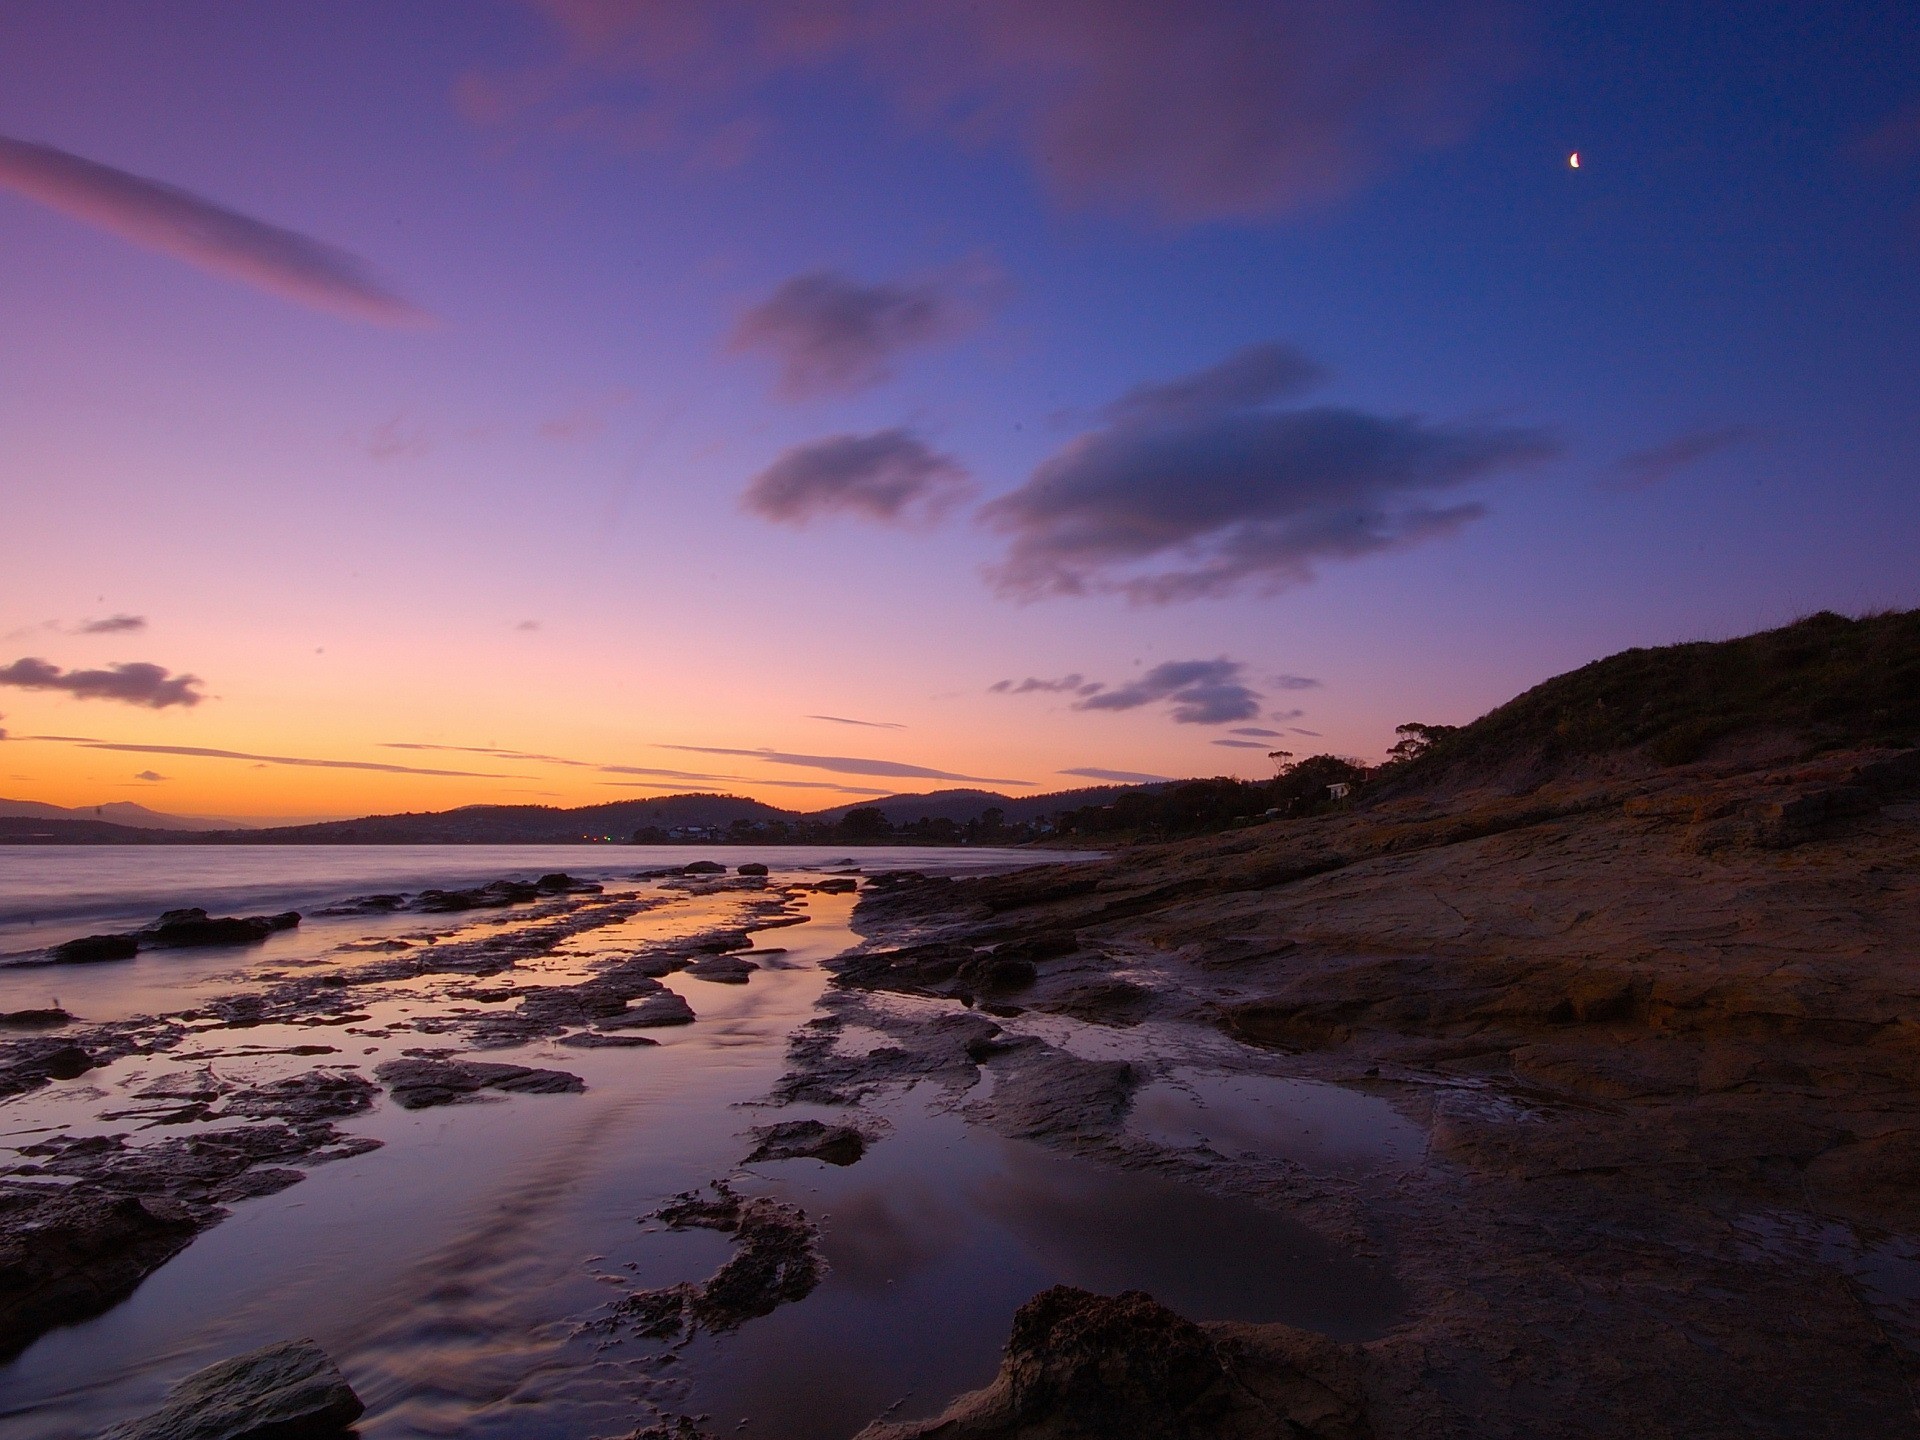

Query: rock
[684,954,758,984]
[813,876,859,894]
[0,1188,203,1360]
[557,1032,660,1048]
[101,1338,364,1440]
[536,872,603,893]
[0,1007,73,1028]
[314,893,406,915]
[623,1183,823,1338]
[596,991,696,1029]
[49,933,139,964]
[745,1119,866,1166]
[736,862,770,876]
[681,861,727,875]
[854,1287,1370,1440]
[137,909,300,948]
[373,1057,585,1109]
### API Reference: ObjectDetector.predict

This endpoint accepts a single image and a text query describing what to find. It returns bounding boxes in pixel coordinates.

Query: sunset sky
[2,1,1917,820]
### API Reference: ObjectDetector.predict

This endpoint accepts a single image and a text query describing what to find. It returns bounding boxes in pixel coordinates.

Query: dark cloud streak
[729,270,963,398]
[744,429,970,526]
[0,133,428,325]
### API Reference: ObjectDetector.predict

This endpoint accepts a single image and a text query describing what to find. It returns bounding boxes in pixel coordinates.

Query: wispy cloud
[1058,766,1168,784]
[1270,674,1321,691]
[1072,658,1262,725]
[1228,726,1285,738]
[1606,425,1751,491]
[0,657,204,709]
[600,777,894,795]
[76,614,147,635]
[808,714,907,730]
[744,429,970,526]
[989,674,1105,697]
[1212,738,1270,748]
[487,2,1523,224]
[27,736,524,779]
[982,342,1557,602]
[0,133,428,325]
[134,770,166,781]
[386,739,908,793]
[365,415,430,461]
[539,387,633,441]
[729,269,967,398]
[660,743,1032,787]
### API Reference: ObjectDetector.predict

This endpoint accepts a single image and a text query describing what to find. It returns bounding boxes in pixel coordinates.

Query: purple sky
[1,1,1916,818]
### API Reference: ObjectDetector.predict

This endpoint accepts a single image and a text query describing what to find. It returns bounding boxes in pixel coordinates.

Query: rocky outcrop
[745,1119,867,1166]
[101,1338,363,1439]
[373,1057,585,1109]
[855,1287,1371,1440]
[615,1182,823,1338]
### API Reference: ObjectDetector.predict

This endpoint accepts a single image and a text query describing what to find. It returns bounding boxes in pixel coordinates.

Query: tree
[840,806,892,842]
[1267,750,1295,776]
[1386,723,1457,764]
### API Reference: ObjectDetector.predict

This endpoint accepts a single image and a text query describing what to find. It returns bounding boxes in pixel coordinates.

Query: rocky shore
[775,734,1920,1437]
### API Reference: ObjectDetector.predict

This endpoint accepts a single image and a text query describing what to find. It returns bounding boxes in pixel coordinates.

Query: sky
[1,0,1917,821]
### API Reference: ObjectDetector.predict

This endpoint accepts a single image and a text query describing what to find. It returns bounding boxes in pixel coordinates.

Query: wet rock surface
[615,1182,824,1339]
[744,1118,867,1166]
[0,873,817,1364]
[856,1286,1371,1440]
[821,744,1920,1438]
[374,1056,586,1108]
[0,1070,380,1357]
[100,1338,364,1440]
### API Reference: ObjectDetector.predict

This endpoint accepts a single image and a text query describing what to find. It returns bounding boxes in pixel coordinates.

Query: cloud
[989,674,1105,696]
[1072,658,1262,725]
[0,133,428,325]
[1058,766,1169,784]
[491,1,1523,224]
[1228,727,1285,738]
[0,657,205,709]
[134,770,166,781]
[1212,738,1272,748]
[729,270,965,398]
[601,777,894,795]
[809,714,907,729]
[743,429,970,526]
[77,614,147,635]
[515,620,542,631]
[1291,727,1322,736]
[660,743,1032,786]
[981,342,1557,602]
[1270,674,1321,690]
[25,736,525,779]
[1606,426,1751,492]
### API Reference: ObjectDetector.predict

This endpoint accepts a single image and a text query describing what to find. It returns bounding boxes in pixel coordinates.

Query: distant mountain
[0,782,1167,844]
[213,793,798,844]
[801,784,1169,826]
[0,798,255,832]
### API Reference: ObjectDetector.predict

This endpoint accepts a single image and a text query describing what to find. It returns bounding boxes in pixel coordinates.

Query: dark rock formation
[100,1338,364,1440]
[684,954,758,984]
[373,1057,585,1109]
[745,1119,866,1166]
[0,1007,72,1028]
[681,861,727,875]
[140,909,301,948]
[736,862,769,876]
[855,1287,1370,1440]
[49,933,139,964]
[617,1182,823,1338]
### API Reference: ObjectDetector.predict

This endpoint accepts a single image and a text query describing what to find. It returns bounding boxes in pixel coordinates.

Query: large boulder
[373,1057,584,1109]
[855,1287,1372,1440]
[101,1338,363,1439]
[49,933,139,964]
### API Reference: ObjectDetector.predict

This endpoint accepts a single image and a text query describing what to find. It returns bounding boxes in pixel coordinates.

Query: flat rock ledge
[374,1056,585,1109]
[102,1338,364,1440]
[855,1286,1370,1440]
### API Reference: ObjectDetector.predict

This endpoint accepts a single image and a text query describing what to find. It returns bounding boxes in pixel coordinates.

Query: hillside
[838,611,1920,1437]
[1391,608,1920,788]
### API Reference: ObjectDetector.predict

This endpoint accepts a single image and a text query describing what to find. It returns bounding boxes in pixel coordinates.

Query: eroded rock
[101,1338,364,1440]
[374,1057,585,1108]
